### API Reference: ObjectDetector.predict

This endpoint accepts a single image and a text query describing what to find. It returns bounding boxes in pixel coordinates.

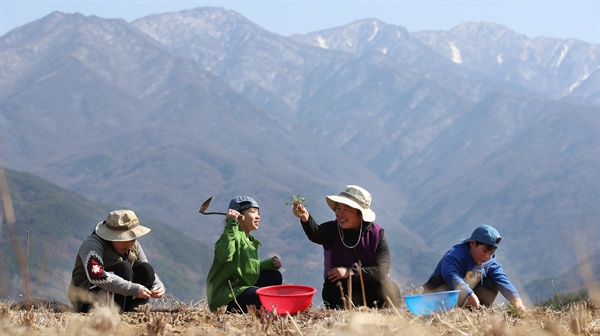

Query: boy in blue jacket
[423,225,526,312]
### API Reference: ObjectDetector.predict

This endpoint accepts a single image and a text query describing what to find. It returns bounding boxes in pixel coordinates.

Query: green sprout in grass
[285,195,308,216]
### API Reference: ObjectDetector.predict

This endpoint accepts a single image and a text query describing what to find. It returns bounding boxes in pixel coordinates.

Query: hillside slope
[0,167,212,303]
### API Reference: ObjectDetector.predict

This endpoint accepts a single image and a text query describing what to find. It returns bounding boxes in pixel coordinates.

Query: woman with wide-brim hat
[68,209,165,313]
[291,185,402,309]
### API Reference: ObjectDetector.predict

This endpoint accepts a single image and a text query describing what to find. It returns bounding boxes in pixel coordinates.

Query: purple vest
[323,222,382,279]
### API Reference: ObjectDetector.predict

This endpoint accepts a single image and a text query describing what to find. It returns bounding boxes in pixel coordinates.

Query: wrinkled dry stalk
[436,314,469,336]
[347,267,353,308]
[0,166,29,302]
[337,282,348,310]
[386,297,401,318]
[356,261,366,307]
[461,308,475,328]
[261,310,273,333]
[146,310,167,336]
[551,279,564,307]
[19,309,35,327]
[568,301,590,335]
[69,285,105,309]
[228,280,243,312]
[33,262,69,285]
[281,314,290,334]
[572,226,600,308]
[286,312,303,335]
[26,227,30,301]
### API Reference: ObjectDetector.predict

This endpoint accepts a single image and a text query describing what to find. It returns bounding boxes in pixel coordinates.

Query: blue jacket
[429,243,520,301]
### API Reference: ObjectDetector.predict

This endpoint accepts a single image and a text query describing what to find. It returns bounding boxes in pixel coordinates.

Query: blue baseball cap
[228,196,259,212]
[461,225,502,248]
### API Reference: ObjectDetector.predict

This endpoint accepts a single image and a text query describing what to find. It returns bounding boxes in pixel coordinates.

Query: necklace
[337,222,363,249]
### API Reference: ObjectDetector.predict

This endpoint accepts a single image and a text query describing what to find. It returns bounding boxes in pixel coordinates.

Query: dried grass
[1,296,598,336]
[1,166,599,335]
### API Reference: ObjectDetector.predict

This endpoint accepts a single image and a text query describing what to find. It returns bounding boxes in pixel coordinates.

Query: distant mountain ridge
[294,19,598,103]
[1,7,597,303]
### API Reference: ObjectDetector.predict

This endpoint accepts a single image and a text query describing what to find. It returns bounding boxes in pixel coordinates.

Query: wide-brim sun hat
[326,185,376,222]
[95,209,151,242]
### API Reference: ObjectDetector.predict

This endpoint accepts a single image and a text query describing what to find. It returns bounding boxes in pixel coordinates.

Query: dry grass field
[1,294,598,336]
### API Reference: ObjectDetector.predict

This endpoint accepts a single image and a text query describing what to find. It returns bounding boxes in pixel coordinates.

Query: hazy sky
[1,1,599,44]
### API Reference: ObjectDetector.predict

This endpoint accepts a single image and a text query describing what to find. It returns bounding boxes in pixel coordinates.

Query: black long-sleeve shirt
[300,215,392,283]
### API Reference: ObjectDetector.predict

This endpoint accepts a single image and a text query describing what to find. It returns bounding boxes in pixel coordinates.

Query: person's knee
[322,282,344,309]
[381,280,402,307]
[133,262,155,282]
[272,270,283,285]
[263,269,282,285]
[475,278,498,306]
[256,270,283,287]
[228,287,261,313]
[133,261,155,278]
[423,274,450,293]
[133,261,153,271]
[105,261,133,280]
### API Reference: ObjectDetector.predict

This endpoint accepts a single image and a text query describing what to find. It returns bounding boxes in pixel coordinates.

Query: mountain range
[1,7,598,304]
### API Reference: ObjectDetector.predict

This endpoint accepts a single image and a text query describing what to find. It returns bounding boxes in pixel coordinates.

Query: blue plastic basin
[404,290,460,315]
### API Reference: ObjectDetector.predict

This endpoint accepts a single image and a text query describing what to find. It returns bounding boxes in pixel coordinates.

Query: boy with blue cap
[423,225,526,312]
[206,196,283,313]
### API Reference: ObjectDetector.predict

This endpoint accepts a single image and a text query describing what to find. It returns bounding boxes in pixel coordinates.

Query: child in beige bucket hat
[94,209,151,241]
[68,209,166,313]
[291,185,402,309]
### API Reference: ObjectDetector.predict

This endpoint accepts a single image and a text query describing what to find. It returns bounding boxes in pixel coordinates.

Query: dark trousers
[226,270,283,313]
[322,278,402,309]
[423,274,499,307]
[78,261,155,313]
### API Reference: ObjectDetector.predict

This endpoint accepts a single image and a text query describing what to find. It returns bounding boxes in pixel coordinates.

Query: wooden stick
[0,166,28,301]
[33,262,69,285]
[26,227,30,300]
[357,261,367,307]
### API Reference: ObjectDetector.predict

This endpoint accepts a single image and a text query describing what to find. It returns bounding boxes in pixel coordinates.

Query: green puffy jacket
[206,218,276,311]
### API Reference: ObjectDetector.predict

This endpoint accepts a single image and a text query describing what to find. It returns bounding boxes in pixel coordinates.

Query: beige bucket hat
[95,209,150,242]
[326,185,376,222]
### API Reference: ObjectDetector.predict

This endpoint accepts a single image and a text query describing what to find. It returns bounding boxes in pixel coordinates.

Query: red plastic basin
[256,284,317,314]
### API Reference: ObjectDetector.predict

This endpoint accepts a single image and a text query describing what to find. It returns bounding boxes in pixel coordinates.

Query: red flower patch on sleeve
[86,253,108,282]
